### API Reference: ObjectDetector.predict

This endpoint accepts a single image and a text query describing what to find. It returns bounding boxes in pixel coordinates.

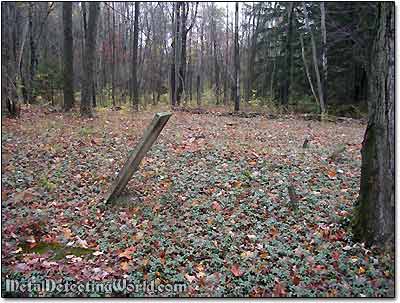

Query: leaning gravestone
[105,112,172,203]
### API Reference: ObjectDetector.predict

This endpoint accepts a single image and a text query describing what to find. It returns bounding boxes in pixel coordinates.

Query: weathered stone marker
[105,112,172,203]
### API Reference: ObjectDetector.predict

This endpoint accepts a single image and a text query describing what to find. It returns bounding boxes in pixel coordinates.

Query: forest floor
[1,106,394,297]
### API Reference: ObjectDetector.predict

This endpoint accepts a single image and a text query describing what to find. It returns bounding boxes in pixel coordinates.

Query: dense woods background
[1,2,377,117]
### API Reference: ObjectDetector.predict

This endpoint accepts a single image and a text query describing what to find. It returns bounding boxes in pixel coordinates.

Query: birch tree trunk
[299,33,319,107]
[302,2,325,113]
[353,2,394,251]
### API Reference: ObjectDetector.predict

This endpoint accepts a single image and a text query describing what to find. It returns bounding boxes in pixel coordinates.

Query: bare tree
[302,2,325,114]
[233,2,240,112]
[81,2,100,117]
[320,2,327,104]
[131,2,140,111]
[62,2,74,111]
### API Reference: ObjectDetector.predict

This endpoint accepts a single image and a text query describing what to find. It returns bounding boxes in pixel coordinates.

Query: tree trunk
[80,2,99,117]
[352,3,394,251]
[282,2,294,108]
[223,3,229,106]
[233,2,240,112]
[302,2,325,113]
[62,2,74,111]
[131,2,140,111]
[111,2,116,107]
[320,2,328,105]
[28,3,36,103]
[299,33,319,107]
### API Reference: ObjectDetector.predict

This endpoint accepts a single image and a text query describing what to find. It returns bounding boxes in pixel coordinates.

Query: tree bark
[111,2,116,107]
[233,2,240,112]
[352,3,394,251]
[80,2,100,117]
[302,2,325,114]
[223,3,229,106]
[299,33,319,107]
[28,3,37,103]
[62,2,74,111]
[320,2,328,105]
[131,2,140,111]
[282,2,294,108]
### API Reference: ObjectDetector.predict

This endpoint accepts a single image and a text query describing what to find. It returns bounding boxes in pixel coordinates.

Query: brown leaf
[120,261,130,271]
[118,246,136,260]
[273,280,286,297]
[292,275,300,286]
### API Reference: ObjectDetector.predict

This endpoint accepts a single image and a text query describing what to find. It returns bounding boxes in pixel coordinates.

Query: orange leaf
[230,264,243,277]
[292,275,300,286]
[120,261,130,271]
[327,170,337,178]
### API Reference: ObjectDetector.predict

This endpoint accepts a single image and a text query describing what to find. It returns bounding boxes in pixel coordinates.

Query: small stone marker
[105,112,172,203]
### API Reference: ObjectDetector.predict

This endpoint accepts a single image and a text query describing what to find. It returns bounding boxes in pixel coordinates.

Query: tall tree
[352,3,394,250]
[62,2,74,111]
[233,2,240,112]
[302,2,325,113]
[320,2,327,105]
[131,2,140,111]
[282,2,294,108]
[80,2,100,117]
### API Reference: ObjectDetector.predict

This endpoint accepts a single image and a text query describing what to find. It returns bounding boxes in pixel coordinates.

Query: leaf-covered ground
[1,106,394,297]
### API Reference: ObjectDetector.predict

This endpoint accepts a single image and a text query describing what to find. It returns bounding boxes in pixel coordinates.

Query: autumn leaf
[331,250,340,261]
[230,264,243,277]
[211,201,222,211]
[327,170,337,179]
[63,228,73,239]
[118,246,136,260]
[120,261,130,271]
[185,274,196,283]
[291,274,301,286]
[273,280,286,297]
[358,266,366,274]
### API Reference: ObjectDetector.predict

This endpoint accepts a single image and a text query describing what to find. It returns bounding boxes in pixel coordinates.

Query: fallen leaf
[273,280,286,297]
[118,246,136,260]
[230,264,243,277]
[185,274,196,283]
[211,201,222,211]
[120,261,130,271]
[327,170,337,179]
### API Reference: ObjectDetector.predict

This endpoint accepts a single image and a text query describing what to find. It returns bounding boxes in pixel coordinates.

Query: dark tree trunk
[282,2,294,108]
[80,2,99,117]
[28,3,37,103]
[233,2,240,112]
[352,3,394,251]
[131,2,140,111]
[177,3,187,105]
[62,2,74,111]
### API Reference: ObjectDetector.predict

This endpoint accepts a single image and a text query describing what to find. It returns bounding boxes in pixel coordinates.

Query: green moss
[20,242,94,260]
